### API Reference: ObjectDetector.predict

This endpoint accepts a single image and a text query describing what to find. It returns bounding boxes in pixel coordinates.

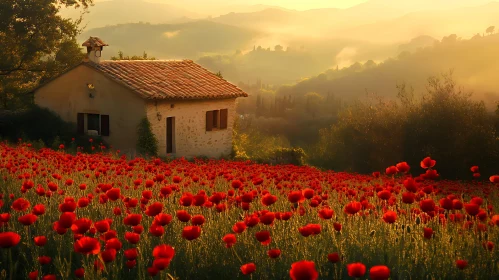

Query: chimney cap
[82,37,109,47]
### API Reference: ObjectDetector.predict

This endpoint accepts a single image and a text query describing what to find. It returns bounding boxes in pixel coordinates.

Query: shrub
[136,117,158,157]
[311,72,499,178]
[0,105,74,145]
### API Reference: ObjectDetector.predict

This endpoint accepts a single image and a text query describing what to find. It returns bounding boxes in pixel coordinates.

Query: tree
[110,51,156,61]
[215,71,223,79]
[486,26,495,35]
[0,0,91,109]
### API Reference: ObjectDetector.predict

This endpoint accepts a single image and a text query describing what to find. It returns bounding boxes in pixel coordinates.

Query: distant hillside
[209,2,499,42]
[276,33,499,110]
[79,21,260,59]
[197,47,332,86]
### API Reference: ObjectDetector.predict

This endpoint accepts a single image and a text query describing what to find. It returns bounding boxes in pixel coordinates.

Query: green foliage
[0,106,74,145]
[0,105,107,153]
[232,117,306,165]
[110,51,156,61]
[310,73,499,178]
[0,0,89,109]
[136,117,158,157]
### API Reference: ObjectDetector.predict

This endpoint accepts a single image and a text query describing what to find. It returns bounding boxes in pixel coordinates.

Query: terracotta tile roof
[84,60,248,100]
[82,37,108,47]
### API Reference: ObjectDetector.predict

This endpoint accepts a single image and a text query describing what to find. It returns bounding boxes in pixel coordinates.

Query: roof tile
[84,60,248,100]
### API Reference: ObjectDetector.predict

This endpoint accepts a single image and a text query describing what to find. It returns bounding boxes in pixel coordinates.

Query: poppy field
[0,143,499,280]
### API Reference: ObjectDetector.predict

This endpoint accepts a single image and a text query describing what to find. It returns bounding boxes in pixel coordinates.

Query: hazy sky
[144,0,367,10]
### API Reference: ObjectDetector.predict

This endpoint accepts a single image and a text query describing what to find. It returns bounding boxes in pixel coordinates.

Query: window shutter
[220,109,228,129]
[77,113,84,135]
[206,111,213,131]
[101,115,110,136]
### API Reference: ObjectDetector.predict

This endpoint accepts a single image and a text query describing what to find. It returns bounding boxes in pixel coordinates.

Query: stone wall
[147,98,237,158]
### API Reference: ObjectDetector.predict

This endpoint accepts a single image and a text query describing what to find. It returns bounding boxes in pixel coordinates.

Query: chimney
[82,37,109,64]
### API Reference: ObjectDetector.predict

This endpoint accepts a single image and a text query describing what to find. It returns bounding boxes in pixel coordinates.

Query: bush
[311,72,499,178]
[268,147,307,166]
[0,105,109,153]
[136,117,158,157]
[0,105,74,145]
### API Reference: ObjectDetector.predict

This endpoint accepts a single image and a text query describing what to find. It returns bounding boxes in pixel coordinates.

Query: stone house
[34,37,248,158]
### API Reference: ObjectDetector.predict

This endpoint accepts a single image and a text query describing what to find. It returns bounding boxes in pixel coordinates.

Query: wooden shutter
[77,113,84,135]
[101,115,110,136]
[220,109,228,129]
[206,111,213,131]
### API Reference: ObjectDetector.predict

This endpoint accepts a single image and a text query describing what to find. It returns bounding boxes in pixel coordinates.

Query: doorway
[166,117,175,154]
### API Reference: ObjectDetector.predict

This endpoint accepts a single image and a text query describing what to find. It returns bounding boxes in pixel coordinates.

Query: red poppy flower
[105,238,122,251]
[32,204,46,216]
[268,249,281,258]
[101,249,117,263]
[456,260,468,269]
[255,230,271,245]
[34,236,47,246]
[261,193,277,206]
[396,162,410,173]
[288,191,304,203]
[155,213,173,226]
[75,268,85,278]
[124,214,142,226]
[385,166,398,176]
[153,258,171,270]
[289,260,319,280]
[29,271,38,280]
[172,176,182,183]
[419,199,436,213]
[382,210,397,224]
[490,175,499,183]
[74,237,101,255]
[222,234,237,248]
[106,188,121,201]
[260,212,275,225]
[11,198,30,211]
[347,262,366,278]
[464,203,480,216]
[191,215,205,226]
[423,228,433,239]
[333,222,342,232]
[0,213,10,223]
[370,265,390,280]
[147,267,159,276]
[71,218,92,234]
[38,255,51,265]
[149,225,165,237]
[240,263,256,275]
[182,226,201,241]
[420,157,436,169]
[327,253,340,263]
[377,190,392,201]
[124,248,138,260]
[344,201,362,215]
[0,232,21,248]
[232,222,247,234]
[152,244,175,263]
[318,208,334,220]
[18,213,37,226]
[94,220,110,233]
[145,202,163,217]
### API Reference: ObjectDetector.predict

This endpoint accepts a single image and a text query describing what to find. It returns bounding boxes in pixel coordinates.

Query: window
[206,109,228,131]
[77,113,110,136]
